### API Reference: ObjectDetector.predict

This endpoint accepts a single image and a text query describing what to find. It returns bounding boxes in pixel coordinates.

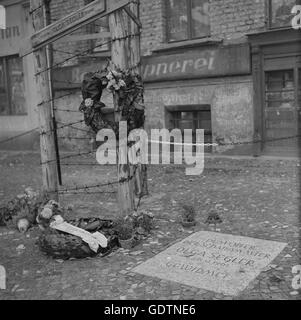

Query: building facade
[0,0,39,149]
[0,0,300,156]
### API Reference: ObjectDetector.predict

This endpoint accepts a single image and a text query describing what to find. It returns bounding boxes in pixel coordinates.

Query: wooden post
[30,0,58,200]
[109,9,135,215]
[127,0,148,197]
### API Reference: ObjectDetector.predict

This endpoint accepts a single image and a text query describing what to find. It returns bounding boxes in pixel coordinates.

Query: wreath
[79,64,145,138]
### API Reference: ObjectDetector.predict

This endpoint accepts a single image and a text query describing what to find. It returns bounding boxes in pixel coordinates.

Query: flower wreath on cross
[79,62,145,138]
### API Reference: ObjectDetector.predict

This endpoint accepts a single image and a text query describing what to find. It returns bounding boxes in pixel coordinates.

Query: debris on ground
[37,203,118,260]
[0,192,155,261]
[0,188,49,231]
[36,203,155,260]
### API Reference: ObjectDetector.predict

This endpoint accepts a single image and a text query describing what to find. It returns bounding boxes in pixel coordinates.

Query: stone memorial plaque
[133,232,287,296]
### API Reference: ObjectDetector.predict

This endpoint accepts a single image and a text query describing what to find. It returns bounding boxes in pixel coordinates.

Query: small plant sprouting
[117,223,133,240]
[182,205,196,222]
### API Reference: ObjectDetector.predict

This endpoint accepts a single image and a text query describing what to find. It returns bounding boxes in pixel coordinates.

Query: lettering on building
[142,50,216,81]
[141,45,251,82]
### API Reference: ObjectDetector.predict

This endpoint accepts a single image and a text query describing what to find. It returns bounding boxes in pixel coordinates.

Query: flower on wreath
[84,98,94,108]
[106,69,127,92]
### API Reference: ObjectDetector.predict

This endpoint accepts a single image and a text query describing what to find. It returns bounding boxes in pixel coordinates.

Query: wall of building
[49,0,267,60]
[137,0,263,154]
[0,0,270,153]
[144,76,254,154]
[210,0,266,42]
[0,0,39,150]
[139,0,267,55]
[140,0,166,55]
[49,0,265,155]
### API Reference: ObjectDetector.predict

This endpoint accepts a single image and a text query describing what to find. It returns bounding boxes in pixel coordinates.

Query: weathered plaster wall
[54,76,254,154]
[144,76,254,154]
[211,82,254,153]
[0,1,39,150]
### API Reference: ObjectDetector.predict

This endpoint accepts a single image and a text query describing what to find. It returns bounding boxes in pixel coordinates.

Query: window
[0,55,26,116]
[268,0,301,29]
[264,69,300,149]
[167,0,210,42]
[265,70,295,109]
[167,106,212,153]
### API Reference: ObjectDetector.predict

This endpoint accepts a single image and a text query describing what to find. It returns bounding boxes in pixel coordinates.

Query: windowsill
[153,38,223,53]
[165,105,210,112]
[247,26,293,36]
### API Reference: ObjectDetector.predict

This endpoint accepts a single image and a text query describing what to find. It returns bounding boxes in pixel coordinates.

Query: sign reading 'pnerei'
[53,44,251,88]
[142,44,251,82]
[133,231,287,296]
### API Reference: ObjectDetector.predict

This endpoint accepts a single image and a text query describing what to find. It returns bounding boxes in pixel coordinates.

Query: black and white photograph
[0,0,301,305]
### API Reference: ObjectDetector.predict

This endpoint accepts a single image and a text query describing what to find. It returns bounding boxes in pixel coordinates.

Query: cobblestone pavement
[0,152,300,300]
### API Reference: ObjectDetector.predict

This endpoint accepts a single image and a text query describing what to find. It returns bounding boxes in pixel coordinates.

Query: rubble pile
[0,188,49,230]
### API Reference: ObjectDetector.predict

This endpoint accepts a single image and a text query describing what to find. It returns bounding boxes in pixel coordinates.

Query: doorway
[263,62,301,156]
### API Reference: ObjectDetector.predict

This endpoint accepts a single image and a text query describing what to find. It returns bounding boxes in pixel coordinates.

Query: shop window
[265,70,295,109]
[268,0,301,29]
[0,55,26,116]
[166,106,212,153]
[166,0,210,42]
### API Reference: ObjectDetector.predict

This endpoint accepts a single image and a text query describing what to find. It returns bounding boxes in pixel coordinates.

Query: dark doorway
[264,66,301,156]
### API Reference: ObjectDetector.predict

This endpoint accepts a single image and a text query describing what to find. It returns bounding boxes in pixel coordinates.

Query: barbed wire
[57,136,92,140]
[29,3,45,16]
[58,190,116,195]
[54,108,81,113]
[40,150,95,165]
[0,128,39,146]
[39,120,85,137]
[53,79,82,86]
[35,33,140,77]
[48,165,138,194]
[2,125,301,149]
[52,92,112,114]
[38,91,78,107]
[55,120,92,134]
[61,163,99,167]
